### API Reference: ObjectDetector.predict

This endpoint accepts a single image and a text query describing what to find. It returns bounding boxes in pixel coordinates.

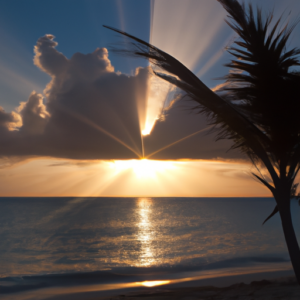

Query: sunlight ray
[150,0,226,71]
[133,66,149,140]
[141,133,145,157]
[196,33,235,78]
[141,74,174,136]
[56,103,142,158]
[109,108,143,157]
[115,0,126,31]
[146,125,214,159]
[143,0,228,139]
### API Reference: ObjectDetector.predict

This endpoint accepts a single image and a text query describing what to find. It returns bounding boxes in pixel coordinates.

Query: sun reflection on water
[137,198,155,266]
[140,280,171,287]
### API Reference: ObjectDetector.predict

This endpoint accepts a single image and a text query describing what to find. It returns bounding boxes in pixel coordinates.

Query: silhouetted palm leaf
[104,0,300,283]
[105,0,300,212]
[103,25,278,184]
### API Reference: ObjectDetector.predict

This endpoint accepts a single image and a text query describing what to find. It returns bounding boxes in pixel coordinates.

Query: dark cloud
[143,99,243,160]
[0,107,21,131]
[0,35,242,160]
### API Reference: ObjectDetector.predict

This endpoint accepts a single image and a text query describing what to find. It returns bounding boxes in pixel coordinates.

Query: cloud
[0,35,243,161]
[0,107,21,131]
[143,98,243,160]
[17,91,50,135]
[33,34,69,76]
[0,35,152,159]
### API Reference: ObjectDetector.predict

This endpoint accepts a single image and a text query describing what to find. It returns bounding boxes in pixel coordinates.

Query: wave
[0,255,290,294]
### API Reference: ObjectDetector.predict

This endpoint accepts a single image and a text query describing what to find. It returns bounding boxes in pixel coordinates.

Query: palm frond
[106,25,283,186]
[104,0,300,186]
[217,1,300,182]
[262,205,278,225]
[106,1,300,285]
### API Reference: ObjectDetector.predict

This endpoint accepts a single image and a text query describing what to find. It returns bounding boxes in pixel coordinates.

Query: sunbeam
[55,103,142,158]
[115,0,126,31]
[141,133,145,157]
[196,33,235,78]
[110,158,176,179]
[141,73,175,136]
[150,0,226,71]
[146,125,214,159]
[2,2,300,297]
[0,158,270,197]
[140,0,231,141]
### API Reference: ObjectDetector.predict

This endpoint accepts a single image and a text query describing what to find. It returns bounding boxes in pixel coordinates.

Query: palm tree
[104,0,300,283]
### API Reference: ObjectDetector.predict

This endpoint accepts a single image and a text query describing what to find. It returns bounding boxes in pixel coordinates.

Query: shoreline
[100,277,299,300]
[1,269,298,300]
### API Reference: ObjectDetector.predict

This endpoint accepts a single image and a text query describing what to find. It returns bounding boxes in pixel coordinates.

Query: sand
[1,271,298,300]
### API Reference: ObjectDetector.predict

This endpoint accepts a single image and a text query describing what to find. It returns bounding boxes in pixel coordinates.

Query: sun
[110,159,176,178]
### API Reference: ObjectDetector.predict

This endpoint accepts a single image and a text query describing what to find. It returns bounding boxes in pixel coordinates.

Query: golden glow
[140,280,171,287]
[141,125,153,136]
[110,158,176,178]
[140,74,174,136]
[140,1,232,139]
[3,264,292,300]
[137,198,155,266]
[0,158,272,197]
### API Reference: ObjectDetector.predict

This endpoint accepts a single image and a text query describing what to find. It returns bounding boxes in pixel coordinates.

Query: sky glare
[0,0,299,196]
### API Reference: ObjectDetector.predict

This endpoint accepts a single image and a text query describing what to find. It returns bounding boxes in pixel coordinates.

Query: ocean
[0,197,299,298]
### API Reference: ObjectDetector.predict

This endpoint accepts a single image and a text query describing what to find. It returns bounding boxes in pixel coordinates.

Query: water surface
[0,197,299,296]
[1,197,299,276]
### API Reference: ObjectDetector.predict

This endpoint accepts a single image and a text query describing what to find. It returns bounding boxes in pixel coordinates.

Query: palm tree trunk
[278,199,300,284]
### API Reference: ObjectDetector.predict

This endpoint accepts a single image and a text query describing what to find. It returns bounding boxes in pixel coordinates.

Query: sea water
[0,197,299,295]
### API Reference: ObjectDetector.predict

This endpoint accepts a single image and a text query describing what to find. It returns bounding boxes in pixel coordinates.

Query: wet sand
[2,270,298,300]
[37,272,298,300]
[99,278,299,300]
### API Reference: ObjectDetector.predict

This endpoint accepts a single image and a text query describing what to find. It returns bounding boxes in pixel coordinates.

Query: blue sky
[0,0,151,111]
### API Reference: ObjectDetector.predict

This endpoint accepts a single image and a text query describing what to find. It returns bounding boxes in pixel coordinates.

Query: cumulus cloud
[0,35,151,159]
[33,34,69,77]
[17,91,50,135]
[0,107,21,131]
[0,35,241,161]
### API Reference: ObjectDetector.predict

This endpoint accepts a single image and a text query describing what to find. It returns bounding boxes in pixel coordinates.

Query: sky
[0,0,299,197]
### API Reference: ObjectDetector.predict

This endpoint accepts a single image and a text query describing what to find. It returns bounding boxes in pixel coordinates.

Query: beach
[99,278,299,300]
[20,276,298,300]
[2,270,297,300]
[64,275,299,300]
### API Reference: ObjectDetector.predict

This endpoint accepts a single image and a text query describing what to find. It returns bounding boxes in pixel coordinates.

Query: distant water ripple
[0,197,299,277]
